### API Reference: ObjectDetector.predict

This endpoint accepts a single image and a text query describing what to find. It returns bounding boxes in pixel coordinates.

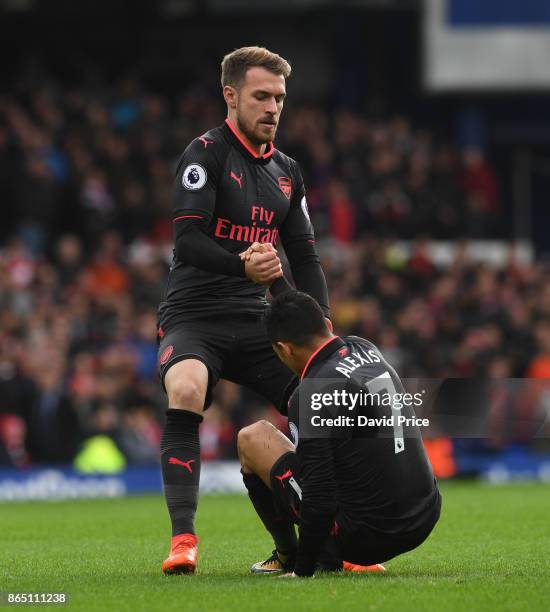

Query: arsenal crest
[278,176,292,200]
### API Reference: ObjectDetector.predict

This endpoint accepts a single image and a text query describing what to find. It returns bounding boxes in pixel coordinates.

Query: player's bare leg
[238,419,294,485]
[161,359,208,575]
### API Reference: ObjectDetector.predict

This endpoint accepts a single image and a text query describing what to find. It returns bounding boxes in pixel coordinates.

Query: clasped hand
[239,242,283,285]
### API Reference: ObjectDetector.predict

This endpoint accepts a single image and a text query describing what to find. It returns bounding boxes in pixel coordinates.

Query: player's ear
[324,318,333,333]
[276,341,293,359]
[223,85,238,109]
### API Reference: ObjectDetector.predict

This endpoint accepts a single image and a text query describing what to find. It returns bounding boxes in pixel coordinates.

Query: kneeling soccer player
[238,291,441,577]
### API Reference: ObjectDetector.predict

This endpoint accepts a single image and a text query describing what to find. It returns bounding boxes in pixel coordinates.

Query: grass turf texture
[1,482,549,612]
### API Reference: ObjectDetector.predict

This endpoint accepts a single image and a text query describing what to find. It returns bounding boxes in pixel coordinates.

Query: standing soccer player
[157,47,329,574]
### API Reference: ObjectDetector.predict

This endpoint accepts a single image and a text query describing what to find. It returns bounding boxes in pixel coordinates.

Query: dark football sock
[161,408,203,537]
[242,471,298,556]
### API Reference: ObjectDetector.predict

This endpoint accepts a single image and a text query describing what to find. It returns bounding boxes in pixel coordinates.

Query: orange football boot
[343,560,386,573]
[162,533,198,574]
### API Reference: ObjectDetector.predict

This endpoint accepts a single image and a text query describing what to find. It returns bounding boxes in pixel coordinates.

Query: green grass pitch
[1,482,549,611]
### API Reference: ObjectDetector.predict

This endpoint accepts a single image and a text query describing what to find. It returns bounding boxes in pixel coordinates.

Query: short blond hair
[221,46,291,88]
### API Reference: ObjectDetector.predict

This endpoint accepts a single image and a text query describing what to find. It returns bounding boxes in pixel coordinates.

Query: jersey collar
[300,336,346,380]
[223,118,275,164]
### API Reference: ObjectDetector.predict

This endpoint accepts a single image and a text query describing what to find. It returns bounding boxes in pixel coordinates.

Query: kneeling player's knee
[237,424,255,455]
[167,378,205,411]
[237,420,269,456]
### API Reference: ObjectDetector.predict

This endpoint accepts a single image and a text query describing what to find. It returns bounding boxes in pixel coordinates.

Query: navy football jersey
[288,335,439,570]
[158,119,320,323]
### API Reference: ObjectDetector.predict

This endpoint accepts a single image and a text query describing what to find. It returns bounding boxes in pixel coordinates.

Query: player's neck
[298,334,336,377]
[226,115,266,157]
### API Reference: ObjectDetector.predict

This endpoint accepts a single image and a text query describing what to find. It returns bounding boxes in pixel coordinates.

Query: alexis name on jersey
[334,344,381,379]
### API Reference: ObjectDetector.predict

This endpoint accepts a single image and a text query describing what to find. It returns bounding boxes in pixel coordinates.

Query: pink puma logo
[275,469,293,482]
[199,136,213,148]
[230,171,243,189]
[168,457,195,473]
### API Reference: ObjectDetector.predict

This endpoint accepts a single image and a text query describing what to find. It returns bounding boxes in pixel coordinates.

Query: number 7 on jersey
[366,371,405,454]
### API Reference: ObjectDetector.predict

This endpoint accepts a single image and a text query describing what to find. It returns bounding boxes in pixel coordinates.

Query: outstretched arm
[293,436,338,577]
[278,163,330,317]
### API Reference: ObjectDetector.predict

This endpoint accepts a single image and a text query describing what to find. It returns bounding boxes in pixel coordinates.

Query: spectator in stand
[0,414,30,467]
[461,147,499,237]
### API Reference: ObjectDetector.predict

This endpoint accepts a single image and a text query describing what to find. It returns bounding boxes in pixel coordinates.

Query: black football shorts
[157,312,298,412]
[270,451,442,566]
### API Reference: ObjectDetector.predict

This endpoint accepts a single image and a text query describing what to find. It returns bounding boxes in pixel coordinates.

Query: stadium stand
[0,70,549,469]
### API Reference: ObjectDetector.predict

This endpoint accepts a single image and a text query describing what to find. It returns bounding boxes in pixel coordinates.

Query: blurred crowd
[0,72,547,468]
[0,72,501,250]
